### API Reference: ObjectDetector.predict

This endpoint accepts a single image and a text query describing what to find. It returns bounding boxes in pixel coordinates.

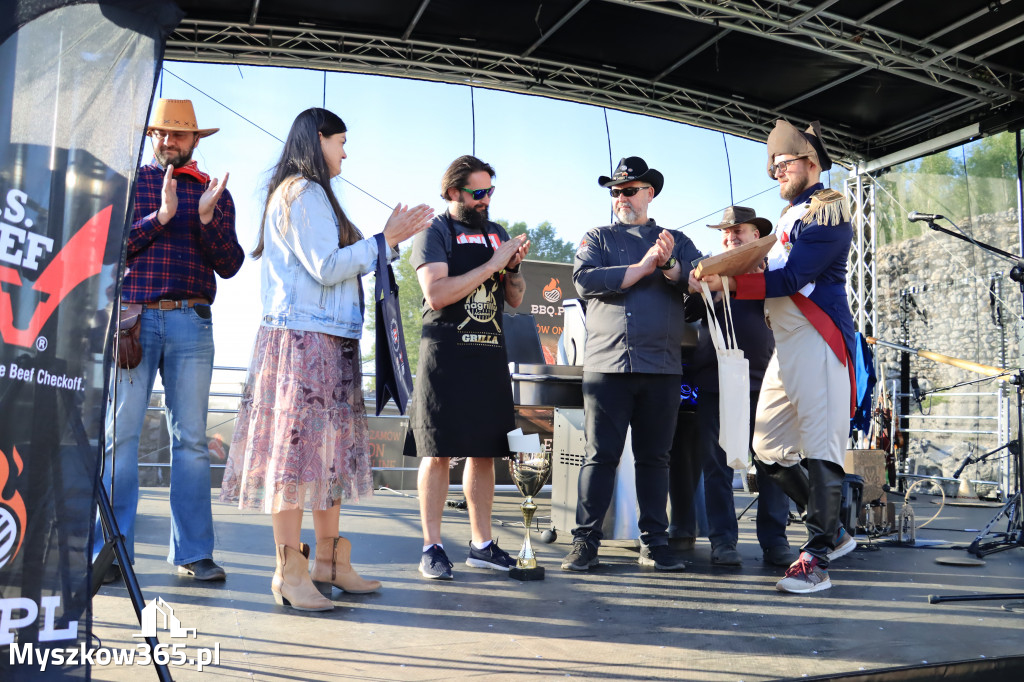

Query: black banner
[0,1,179,679]
[517,260,573,364]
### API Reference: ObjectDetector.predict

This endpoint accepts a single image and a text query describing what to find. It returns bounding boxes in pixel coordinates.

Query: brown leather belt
[142,298,209,310]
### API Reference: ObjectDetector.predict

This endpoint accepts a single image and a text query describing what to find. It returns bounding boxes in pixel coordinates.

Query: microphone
[908,211,944,223]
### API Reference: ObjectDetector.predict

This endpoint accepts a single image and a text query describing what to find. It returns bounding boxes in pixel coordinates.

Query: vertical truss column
[845,174,877,336]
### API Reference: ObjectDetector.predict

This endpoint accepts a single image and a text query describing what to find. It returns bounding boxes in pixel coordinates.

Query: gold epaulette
[801,188,850,227]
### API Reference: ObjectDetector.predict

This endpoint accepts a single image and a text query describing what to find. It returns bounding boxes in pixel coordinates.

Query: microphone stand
[917,215,1024,604]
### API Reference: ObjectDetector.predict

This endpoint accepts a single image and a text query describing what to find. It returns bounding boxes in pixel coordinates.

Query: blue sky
[154,61,826,367]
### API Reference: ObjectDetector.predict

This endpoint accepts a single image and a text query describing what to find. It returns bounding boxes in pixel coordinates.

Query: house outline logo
[133,597,197,639]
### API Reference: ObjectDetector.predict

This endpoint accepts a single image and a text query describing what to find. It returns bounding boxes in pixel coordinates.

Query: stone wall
[871,209,1021,495]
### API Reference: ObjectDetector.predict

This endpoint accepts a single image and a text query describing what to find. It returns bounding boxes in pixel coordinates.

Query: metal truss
[615,0,1024,104]
[165,0,1023,162]
[845,174,877,336]
[164,19,857,158]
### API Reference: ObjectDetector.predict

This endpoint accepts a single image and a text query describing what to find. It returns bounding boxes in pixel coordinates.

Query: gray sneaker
[639,544,686,571]
[561,540,599,571]
[775,552,832,593]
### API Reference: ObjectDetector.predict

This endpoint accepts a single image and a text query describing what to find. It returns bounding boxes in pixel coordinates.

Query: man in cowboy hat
[694,122,857,593]
[96,99,244,583]
[679,206,795,568]
[561,156,702,572]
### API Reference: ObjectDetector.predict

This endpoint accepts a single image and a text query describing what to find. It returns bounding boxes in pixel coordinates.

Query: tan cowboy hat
[707,205,772,237]
[146,99,219,138]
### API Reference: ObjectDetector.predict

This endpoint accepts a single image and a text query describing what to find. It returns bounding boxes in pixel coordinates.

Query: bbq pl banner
[0,2,180,679]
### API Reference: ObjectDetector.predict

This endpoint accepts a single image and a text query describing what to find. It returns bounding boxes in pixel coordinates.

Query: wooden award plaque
[692,234,777,278]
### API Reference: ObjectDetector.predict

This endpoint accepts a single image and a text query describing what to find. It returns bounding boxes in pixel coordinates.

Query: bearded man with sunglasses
[408,155,530,580]
[694,121,857,593]
[561,156,702,572]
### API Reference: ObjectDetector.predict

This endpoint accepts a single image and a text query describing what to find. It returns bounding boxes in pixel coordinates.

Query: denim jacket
[259,179,397,339]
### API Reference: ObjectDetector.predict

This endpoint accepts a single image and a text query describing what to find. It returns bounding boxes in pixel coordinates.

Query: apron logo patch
[457,282,500,332]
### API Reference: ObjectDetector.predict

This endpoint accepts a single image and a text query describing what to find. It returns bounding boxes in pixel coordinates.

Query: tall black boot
[754,459,810,508]
[802,459,845,567]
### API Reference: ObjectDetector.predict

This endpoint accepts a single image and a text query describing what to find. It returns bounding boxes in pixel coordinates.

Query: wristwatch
[657,256,677,271]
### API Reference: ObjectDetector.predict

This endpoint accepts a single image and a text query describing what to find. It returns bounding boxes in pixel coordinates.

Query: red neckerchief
[169,160,210,184]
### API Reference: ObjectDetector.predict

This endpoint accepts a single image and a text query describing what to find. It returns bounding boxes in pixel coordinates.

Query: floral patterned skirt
[220,327,372,513]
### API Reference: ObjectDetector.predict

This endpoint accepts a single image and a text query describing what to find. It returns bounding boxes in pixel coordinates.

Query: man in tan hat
[95,99,243,583]
[561,156,702,573]
[677,206,795,568]
[694,122,857,594]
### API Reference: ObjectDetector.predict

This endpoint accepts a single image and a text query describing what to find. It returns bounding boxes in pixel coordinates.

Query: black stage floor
[90,487,1024,681]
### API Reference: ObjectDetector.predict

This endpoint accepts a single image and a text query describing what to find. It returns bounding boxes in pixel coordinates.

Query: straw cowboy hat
[146,99,219,138]
[707,205,773,237]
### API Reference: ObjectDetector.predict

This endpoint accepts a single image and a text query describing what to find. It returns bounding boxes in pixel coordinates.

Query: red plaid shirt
[123,161,244,303]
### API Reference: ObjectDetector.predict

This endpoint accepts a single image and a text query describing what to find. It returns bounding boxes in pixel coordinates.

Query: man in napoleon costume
[694,121,857,593]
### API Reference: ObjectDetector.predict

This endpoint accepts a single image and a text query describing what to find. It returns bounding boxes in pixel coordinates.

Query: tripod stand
[966,368,1024,558]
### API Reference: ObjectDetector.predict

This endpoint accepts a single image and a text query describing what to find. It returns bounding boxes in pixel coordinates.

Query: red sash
[790,293,856,418]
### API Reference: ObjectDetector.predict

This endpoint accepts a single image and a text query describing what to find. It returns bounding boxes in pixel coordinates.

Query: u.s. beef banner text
[0,1,180,678]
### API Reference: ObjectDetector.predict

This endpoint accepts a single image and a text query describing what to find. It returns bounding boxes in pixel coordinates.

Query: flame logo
[0,446,27,569]
[0,205,112,348]
[542,278,562,303]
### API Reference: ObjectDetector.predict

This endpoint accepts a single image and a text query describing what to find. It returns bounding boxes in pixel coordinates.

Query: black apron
[408,216,515,458]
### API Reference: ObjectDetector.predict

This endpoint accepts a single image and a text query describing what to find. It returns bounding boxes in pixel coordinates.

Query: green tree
[965,132,1016,216]
[497,219,576,264]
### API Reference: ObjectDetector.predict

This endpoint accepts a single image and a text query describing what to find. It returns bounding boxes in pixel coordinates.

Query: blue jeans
[574,372,680,548]
[700,391,790,550]
[93,307,216,565]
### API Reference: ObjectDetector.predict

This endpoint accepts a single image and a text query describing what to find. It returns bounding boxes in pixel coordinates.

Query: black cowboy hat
[598,156,664,197]
[707,205,773,237]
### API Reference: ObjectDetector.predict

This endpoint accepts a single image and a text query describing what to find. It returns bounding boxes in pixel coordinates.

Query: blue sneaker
[419,545,454,580]
[466,540,516,571]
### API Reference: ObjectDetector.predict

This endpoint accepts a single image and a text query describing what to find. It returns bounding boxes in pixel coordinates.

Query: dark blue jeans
[700,391,790,550]
[574,372,681,548]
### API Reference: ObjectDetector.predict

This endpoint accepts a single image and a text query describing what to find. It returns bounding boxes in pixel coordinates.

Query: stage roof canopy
[168,0,1024,166]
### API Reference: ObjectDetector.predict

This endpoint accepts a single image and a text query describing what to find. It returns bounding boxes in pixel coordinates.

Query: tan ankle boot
[311,536,382,595]
[271,544,333,611]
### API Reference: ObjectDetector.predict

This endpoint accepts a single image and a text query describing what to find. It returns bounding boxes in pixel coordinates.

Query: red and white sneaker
[775,551,832,594]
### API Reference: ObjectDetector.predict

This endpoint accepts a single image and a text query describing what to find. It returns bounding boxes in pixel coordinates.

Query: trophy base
[509,566,545,581]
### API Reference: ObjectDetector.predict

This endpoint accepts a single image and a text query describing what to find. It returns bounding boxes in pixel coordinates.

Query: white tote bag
[700,279,750,470]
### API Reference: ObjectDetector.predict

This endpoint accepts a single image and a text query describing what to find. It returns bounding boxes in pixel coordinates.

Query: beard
[452,198,489,231]
[614,205,641,225]
[780,175,810,202]
[154,145,195,169]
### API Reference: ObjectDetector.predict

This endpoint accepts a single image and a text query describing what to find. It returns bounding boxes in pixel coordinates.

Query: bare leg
[418,457,450,546]
[272,509,303,549]
[465,457,496,545]
[312,505,341,539]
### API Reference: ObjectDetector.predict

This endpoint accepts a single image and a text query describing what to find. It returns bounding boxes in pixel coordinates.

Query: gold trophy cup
[508,451,552,581]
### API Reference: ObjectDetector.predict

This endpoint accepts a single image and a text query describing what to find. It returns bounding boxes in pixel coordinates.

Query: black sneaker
[561,539,599,571]
[639,544,686,571]
[466,540,516,571]
[419,545,454,580]
[176,558,226,581]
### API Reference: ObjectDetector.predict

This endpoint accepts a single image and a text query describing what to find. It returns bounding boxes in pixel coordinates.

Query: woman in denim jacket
[221,108,432,611]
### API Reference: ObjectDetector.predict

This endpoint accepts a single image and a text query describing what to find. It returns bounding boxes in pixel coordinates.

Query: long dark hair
[252,107,359,258]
